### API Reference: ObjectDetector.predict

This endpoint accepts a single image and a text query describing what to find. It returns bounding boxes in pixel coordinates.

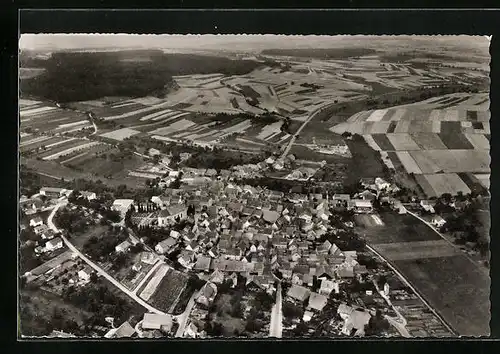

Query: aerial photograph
[18,34,490,338]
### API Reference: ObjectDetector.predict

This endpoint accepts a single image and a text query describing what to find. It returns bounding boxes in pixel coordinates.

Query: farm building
[29,216,44,227]
[115,240,131,253]
[78,266,93,282]
[431,215,446,228]
[142,313,174,332]
[112,199,135,215]
[45,237,63,252]
[347,199,373,213]
[287,285,311,302]
[104,321,136,338]
[79,191,97,200]
[39,187,67,198]
[155,237,177,254]
[157,205,188,226]
[195,282,218,308]
[307,292,328,312]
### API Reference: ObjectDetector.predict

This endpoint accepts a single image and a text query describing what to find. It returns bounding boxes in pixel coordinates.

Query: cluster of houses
[27,216,64,254]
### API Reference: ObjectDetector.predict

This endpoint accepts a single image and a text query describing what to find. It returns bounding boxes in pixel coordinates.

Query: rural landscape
[18,34,490,339]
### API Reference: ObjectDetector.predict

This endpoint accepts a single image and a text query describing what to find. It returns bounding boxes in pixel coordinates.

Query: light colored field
[395,151,423,174]
[410,133,448,150]
[474,174,490,189]
[363,135,381,151]
[256,121,283,140]
[100,128,140,141]
[151,119,196,136]
[410,150,490,174]
[45,138,78,149]
[371,214,384,226]
[394,120,411,133]
[139,108,174,121]
[103,102,170,121]
[20,135,51,147]
[369,122,392,134]
[386,133,420,151]
[464,133,490,150]
[139,264,170,301]
[42,141,100,161]
[57,120,89,129]
[20,106,57,116]
[373,240,461,261]
[423,173,471,197]
[366,109,388,122]
[389,109,408,122]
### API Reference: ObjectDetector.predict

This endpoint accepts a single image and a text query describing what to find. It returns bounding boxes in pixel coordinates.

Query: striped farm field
[366,109,389,122]
[371,134,395,151]
[42,141,100,161]
[394,119,411,133]
[363,135,381,151]
[386,133,420,151]
[422,173,471,197]
[409,133,448,150]
[414,174,436,196]
[395,151,423,174]
[60,143,113,165]
[372,240,461,261]
[464,133,490,150]
[457,172,489,195]
[369,122,392,134]
[150,119,196,136]
[99,127,140,141]
[438,131,475,151]
[474,174,490,190]
[410,149,490,174]
[34,139,89,159]
[138,264,170,301]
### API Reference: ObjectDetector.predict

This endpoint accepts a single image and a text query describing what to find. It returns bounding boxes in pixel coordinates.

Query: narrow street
[174,290,200,337]
[366,244,456,336]
[47,202,167,315]
[372,279,411,338]
[269,282,283,338]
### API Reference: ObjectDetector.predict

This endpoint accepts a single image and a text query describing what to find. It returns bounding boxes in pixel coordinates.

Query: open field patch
[422,173,471,197]
[438,130,475,151]
[371,134,395,151]
[372,240,461,261]
[99,127,140,141]
[409,133,448,150]
[410,150,490,174]
[138,264,170,301]
[147,268,188,313]
[473,174,490,190]
[394,255,490,336]
[395,151,423,174]
[463,133,490,150]
[358,211,441,244]
[386,133,420,151]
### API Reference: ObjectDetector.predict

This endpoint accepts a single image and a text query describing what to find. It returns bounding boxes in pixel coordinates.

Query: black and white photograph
[18,33,491,339]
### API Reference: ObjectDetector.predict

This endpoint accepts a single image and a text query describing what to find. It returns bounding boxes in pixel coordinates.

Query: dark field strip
[466,110,478,121]
[438,131,475,150]
[387,151,405,172]
[472,122,483,129]
[414,174,436,197]
[438,96,471,109]
[20,136,65,153]
[474,98,489,106]
[457,172,488,195]
[386,121,397,133]
[372,134,396,151]
[485,134,490,141]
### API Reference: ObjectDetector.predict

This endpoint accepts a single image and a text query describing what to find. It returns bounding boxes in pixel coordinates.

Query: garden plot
[100,128,141,141]
[138,264,170,301]
[147,269,188,313]
[395,151,423,174]
[386,133,420,151]
[423,173,471,196]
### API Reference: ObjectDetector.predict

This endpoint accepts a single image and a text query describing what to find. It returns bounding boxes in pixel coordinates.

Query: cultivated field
[395,255,490,336]
[331,93,490,197]
[147,268,189,313]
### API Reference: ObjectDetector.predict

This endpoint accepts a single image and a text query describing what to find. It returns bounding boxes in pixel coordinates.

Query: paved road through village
[269,282,283,338]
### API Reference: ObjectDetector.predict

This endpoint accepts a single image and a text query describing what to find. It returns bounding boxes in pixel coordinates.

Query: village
[19,155,471,339]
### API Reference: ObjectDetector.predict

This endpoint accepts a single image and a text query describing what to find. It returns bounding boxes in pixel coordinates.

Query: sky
[19,34,491,53]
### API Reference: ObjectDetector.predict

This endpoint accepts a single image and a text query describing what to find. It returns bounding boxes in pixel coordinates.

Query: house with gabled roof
[287,285,311,302]
[307,292,328,312]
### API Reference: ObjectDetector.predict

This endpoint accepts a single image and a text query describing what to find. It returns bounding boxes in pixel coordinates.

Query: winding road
[278,102,336,161]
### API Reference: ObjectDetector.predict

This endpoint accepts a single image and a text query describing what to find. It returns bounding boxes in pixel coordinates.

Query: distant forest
[261,48,377,59]
[19,50,263,103]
